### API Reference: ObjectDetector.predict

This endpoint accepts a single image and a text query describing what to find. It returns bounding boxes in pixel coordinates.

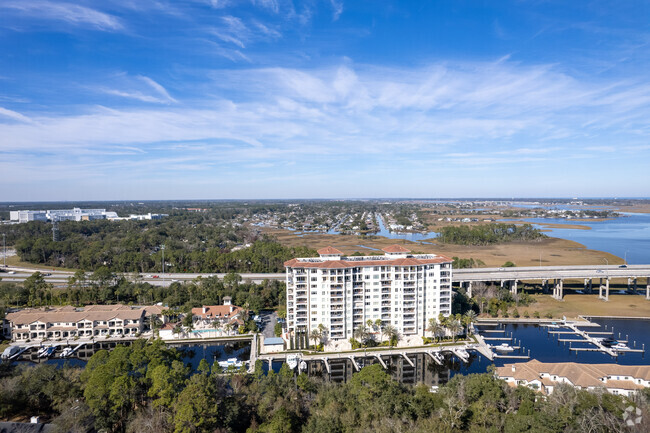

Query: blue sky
[0,0,649,200]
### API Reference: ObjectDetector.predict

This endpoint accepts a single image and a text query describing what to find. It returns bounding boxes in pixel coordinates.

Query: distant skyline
[1,1,649,200]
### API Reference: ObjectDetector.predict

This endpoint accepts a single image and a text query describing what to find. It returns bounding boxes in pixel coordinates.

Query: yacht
[494,343,515,352]
[1,346,22,360]
[217,357,243,369]
[59,347,75,358]
[286,354,301,370]
[37,346,57,358]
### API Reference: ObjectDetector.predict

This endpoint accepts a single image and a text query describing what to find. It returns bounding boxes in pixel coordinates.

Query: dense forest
[0,270,286,316]
[438,224,546,246]
[4,213,315,272]
[0,340,646,433]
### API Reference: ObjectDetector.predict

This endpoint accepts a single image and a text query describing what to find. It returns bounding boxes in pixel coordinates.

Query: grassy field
[3,253,78,272]
[264,228,623,267]
[524,293,650,319]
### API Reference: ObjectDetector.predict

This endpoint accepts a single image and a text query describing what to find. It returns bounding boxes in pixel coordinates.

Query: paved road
[3,264,650,287]
[258,310,279,339]
[454,264,650,282]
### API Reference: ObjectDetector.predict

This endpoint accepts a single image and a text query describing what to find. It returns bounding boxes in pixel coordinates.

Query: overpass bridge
[4,264,650,301]
[453,265,650,301]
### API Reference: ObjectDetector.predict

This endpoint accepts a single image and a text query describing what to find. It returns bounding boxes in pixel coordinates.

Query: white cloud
[330,0,343,21]
[2,60,650,192]
[93,74,176,104]
[0,107,31,123]
[0,1,123,31]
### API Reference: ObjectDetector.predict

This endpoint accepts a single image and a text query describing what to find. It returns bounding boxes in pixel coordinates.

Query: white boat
[494,343,515,352]
[286,354,300,370]
[612,342,629,351]
[299,361,307,371]
[217,357,243,369]
[38,346,57,358]
[1,346,22,360]
[59,347,74,358]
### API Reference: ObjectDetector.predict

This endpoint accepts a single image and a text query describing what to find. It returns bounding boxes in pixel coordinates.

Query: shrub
[523,310,530,318]
[545,313,553,319]
[533,311,540,318]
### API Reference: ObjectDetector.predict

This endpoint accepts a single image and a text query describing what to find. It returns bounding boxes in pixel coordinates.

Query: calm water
[10,318,649,387]
[517,212,650,264]
[327,214,439,242]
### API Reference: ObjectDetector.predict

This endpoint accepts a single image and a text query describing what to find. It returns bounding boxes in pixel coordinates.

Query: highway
[453,264,650,282]
[2,264,649,287]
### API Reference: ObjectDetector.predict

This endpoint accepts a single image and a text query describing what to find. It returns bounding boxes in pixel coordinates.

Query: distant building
[9,210,48,223]
[4,304,155,341]
[9,208,167,223]
[284,245,453,340]
[496,359,650,397]
[107,213,168,221]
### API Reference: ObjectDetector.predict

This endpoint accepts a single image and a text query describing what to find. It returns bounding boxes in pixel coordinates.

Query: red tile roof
[317,246,343,255]
[191,305,243,321]
[284,255,452,269]
[382,245,411,253]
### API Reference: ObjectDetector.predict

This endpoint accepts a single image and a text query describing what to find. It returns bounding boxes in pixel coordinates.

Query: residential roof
[317,246,343,255]
[264,337,284,345]
[382,245,411,253]
[496,360,650,391]
[191,305,243,322]
[6,305,146,326]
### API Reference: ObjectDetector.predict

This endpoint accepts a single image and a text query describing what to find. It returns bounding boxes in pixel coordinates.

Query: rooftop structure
[285,245,453,340]
[496,359,650,397]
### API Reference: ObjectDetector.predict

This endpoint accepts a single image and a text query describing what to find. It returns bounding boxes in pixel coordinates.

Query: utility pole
[2,233,6,268]
[161,244,165,286]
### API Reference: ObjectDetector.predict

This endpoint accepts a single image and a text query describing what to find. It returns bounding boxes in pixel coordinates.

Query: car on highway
[596,269,604,273]
[152,275,159,278]
[498,267,505,271]
[43,273,52,276]
[7,271,15,274]
[619,264,628,268]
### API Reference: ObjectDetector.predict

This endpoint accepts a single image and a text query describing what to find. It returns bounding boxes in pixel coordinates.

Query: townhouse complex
[4,304,164,341]
[496,360,650,397]
[284,245,453,340]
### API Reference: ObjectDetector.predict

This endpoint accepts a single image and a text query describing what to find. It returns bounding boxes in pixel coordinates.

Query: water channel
[10,318,650,387]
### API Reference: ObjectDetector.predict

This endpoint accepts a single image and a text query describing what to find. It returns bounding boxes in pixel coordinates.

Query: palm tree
[353,325,369,345]
[317,323,328,344]
[464,311,477,336]
[448,319,463,343]
[382,324,399,347]
[224,323,233,335]
[310,328,322,347]
[427,318,442,343]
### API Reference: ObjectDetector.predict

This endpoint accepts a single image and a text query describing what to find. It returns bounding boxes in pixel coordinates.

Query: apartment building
[284,245,453,340]
[5,304,150,341]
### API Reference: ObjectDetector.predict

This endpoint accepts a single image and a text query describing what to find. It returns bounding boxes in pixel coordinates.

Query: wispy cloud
[2,60,650,198]
[93,74,177,104]
[210,15,281,49]
[0,107,31,123]
[0,1,123,31]
[329,0,343,21]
